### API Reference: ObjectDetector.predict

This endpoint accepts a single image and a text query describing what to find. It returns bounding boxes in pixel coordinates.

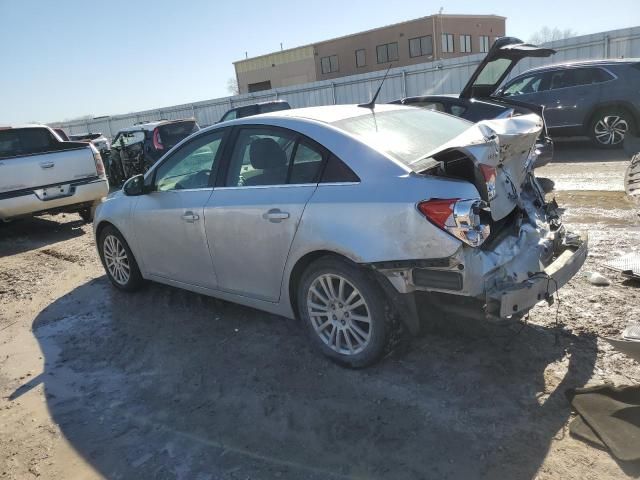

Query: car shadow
[552,138,630,163]
[20,278,603,479]
[0,215,87,257]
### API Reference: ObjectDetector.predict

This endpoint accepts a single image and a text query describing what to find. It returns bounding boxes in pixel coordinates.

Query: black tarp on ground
[566,384,640,461]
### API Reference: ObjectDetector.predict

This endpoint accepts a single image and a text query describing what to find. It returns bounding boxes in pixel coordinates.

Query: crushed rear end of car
[374,113,587,328]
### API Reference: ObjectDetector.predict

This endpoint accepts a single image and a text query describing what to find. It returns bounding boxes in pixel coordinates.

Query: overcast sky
[1,0,638,124]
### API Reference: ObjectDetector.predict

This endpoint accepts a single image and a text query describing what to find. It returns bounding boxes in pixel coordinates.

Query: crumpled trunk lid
[420,113,544,221]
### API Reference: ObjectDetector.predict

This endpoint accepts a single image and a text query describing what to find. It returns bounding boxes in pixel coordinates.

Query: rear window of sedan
[331,108,470,165]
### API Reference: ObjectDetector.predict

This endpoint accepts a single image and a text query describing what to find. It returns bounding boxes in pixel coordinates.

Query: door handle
[40,161,55,169]
[262,209,290,222]
[181,211,200,223]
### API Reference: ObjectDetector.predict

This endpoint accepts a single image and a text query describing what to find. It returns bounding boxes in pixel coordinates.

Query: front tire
[589,108,635,149]
[297,256,396,368]
[98,225,144,291]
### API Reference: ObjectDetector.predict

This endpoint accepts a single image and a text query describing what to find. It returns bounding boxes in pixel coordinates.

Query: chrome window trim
[215,181,360,191]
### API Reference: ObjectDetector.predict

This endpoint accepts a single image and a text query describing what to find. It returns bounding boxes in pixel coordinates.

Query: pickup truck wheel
[98,226,143,291]
[298,256,395,368]
[79,207,93,223]
[589,108,635,149]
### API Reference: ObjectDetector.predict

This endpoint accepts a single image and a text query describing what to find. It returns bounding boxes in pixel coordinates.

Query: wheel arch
[287,249,360,319]
[585,101,640,134]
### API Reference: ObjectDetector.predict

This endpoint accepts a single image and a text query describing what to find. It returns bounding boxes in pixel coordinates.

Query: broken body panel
[375,113,586,325]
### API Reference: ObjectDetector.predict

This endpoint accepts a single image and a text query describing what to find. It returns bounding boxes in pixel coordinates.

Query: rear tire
[589,108,635,149]
[98,225,144,291]
[79,207,93,223]
[297,256,397,368]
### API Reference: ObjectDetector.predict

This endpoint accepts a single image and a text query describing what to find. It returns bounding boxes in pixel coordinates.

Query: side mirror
[123,174,146,196]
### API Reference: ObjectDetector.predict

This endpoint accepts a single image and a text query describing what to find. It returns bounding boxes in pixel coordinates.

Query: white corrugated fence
[50,26,640,138]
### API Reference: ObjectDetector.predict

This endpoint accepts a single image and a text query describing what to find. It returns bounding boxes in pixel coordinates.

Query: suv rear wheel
[297,256,397,368]
[589,108,635,149]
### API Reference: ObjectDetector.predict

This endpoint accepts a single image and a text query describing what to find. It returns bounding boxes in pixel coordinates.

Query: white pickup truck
[0,125,109,222]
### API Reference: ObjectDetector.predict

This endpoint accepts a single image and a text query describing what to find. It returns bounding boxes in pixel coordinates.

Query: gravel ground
[1,156,639,480]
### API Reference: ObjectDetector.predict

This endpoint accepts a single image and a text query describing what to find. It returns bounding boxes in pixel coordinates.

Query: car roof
[251,103,409,124]
[520,58,639,74]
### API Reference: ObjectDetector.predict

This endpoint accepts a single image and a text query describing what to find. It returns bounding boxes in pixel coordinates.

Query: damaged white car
[94,104,587,367]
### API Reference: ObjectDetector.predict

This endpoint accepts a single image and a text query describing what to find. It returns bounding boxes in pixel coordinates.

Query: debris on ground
[604,252,640,281]
[588,272,612,286]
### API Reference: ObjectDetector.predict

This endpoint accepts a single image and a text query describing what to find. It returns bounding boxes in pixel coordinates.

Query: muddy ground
[1,143,640,479]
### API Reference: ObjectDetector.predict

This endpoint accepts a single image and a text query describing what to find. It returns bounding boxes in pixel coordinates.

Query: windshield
[331,108,470,165]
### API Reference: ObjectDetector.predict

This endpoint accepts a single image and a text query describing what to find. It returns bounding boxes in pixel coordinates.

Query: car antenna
[358,64,392,110]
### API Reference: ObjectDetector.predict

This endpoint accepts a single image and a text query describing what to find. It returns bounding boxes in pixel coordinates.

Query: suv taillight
[418,199,491,247]
[90,146,106,178]
[153,128,163,150]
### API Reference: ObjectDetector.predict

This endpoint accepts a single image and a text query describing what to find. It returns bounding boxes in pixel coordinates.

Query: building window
[355,49,366,68]
[479,35,490,53]
[441,33,454,53]
[460,35,472,53]
[247,80,271,93]
[376,42,399,64]
[409,35,433,58]
[321,55,339,74]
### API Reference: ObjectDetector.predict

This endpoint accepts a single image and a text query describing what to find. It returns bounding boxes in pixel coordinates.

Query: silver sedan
[94,104,587,367]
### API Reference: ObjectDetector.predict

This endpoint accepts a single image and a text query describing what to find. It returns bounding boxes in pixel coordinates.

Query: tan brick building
[234,14,505,94]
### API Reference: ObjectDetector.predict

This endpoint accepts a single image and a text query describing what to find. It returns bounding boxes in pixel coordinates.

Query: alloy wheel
[594,115,628,145]
[307,273,372,355]
[103,234,131,285]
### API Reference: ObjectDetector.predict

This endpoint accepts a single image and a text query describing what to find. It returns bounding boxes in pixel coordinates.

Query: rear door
[0,128,96,194]
[204,125,325,302]
[459,37,556,99]
[131,129,227,288]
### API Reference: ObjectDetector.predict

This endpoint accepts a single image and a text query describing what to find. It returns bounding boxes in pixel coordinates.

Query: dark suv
[109,119,199,185]
[494,60,640,148]
[219,100,290,123]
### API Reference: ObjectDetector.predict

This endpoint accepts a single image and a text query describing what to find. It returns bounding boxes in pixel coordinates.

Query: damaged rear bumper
[486,232,588,318]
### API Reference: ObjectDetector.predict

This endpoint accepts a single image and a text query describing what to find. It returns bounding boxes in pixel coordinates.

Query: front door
[132,129,227,289]
[205,126,325,302]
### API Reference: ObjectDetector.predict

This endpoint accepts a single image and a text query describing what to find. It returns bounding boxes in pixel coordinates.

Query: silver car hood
[422,113,543,220]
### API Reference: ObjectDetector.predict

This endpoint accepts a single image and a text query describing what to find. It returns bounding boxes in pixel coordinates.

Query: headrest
[249,138,288,170]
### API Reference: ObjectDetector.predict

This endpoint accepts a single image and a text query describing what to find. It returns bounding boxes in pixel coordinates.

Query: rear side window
[321,155,360,183]
[0,128,58,158]
[113,131,145,147]
[259,102,290,114]
[225,127,329,187]
[549,68,614,90]
[158,122,199,149]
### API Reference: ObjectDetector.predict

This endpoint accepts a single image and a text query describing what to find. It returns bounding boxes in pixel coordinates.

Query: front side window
[376,42,399,64]
[225,127,326,187]
[355,49,366,68]
[154,130,225,191]
[409,36,433,58]
[441,33,454,53]
[503,73,547,96]
[460,35,472,53]
[321,55,339,74]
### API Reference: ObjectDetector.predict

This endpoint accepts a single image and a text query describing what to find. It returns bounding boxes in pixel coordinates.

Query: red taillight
[479,164,497,200]
[418,198,490,247]
[92,149,105,178]
[418,199,457,229]
[153,128,163,150]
